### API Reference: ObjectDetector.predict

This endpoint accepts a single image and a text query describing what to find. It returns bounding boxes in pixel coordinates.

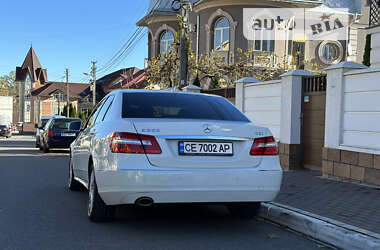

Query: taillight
[2,129,8,132]
[109,132,161,154]
[47,130,53,137]
[250,136,278,156]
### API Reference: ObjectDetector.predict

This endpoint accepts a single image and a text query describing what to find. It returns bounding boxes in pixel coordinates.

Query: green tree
[363,34,371,67]
[79,112,87,123]
[61,103,78,118]
[0,71,17,97]
[192,74,200,87]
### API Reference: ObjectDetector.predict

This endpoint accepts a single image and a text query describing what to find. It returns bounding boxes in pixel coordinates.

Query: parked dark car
[0,125,12,138]
[41,118,82,153]
[35,115,65,150]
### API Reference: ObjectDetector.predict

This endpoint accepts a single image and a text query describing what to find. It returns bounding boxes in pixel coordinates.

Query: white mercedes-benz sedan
[69,90,282,222]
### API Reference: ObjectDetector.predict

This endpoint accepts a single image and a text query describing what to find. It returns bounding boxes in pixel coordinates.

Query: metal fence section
[302,75,327,93]
[370,0,380,26]
[201,87,236,98]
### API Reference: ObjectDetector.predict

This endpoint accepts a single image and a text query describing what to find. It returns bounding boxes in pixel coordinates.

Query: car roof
[109,89,221,99]
[52,118,81,120]
[41,115,66,119]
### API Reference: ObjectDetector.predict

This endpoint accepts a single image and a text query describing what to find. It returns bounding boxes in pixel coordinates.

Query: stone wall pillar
[279,70,313,170]
[183,84,201,93]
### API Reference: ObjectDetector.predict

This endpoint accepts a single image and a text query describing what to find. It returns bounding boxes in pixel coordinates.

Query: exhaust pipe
[135,197,154,207]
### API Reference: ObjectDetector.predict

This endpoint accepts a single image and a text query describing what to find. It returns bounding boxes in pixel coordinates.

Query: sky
[0,0,150,83]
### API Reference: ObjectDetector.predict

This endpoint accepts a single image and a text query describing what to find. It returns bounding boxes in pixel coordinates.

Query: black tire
[88,167,114,222]
[227,202,261,219]
[43,142,50,153]
[68,159,82,191]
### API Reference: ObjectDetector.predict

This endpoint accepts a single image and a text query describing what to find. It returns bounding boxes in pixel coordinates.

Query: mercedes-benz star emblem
[203,124,212,134]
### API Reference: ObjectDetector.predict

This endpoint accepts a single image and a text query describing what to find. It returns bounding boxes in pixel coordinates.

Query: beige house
[138,0,369,87]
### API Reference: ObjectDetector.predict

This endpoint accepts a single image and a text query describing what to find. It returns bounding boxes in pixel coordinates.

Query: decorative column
[18,81,25,123]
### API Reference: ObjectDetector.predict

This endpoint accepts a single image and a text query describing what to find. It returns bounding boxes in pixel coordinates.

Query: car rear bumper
[95,169,282,205]
[47,138,76,148]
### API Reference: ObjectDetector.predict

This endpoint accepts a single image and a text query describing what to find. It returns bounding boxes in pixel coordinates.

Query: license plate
[61,133,76,137]
[179,141,233,156]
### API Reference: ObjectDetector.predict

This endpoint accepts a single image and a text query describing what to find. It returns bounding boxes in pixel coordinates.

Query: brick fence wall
[322,147,380,186]
[279,143,302,171]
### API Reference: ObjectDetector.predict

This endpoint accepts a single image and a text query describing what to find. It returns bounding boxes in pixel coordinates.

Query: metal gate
[301,75,327,170]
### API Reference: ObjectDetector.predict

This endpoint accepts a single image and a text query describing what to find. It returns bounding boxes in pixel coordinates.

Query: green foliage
[79,112,87,123]
[213,76,221,89]
[0,71,17,97]
[363,34,371,67]
[61,103,78,118]
[192,74,200,87]
[87,107,93,118]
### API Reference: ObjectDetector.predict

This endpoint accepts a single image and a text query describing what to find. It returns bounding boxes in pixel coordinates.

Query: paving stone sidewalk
[274,170,380,234]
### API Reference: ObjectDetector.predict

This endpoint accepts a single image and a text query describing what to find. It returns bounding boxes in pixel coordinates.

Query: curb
[260,202,380,250]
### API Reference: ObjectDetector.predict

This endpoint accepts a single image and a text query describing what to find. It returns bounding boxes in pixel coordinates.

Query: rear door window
[95,96,114,124]
[122,93,249,122]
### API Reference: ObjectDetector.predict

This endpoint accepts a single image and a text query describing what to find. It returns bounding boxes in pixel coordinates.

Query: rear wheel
[227,202,261,219]
[43,141,50,153]
[88,167,114,222]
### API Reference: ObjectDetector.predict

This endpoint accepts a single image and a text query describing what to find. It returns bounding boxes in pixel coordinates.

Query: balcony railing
[370,0,380,27]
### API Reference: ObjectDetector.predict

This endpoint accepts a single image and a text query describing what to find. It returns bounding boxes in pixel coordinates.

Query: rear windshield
[122,93,249,122]
[0,125,7,129]
[51,119,82,131]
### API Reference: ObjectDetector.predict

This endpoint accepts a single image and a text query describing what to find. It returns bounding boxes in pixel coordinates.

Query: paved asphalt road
[0,135,332,250]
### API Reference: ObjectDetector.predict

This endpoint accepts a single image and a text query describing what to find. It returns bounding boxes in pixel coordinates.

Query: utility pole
[65,69,70,118]
[91,61,97,107]
[173,0,192,88]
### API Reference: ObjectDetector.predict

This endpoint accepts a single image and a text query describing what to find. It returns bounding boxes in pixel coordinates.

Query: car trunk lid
[131,119,267,169]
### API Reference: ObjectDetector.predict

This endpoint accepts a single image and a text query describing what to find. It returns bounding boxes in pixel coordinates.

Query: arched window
[214,17,230,51]
[160,31,174,54]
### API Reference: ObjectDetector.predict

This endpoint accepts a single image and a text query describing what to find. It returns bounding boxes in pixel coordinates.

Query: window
[81,108,89,116]
[251,28,274,52]
[122,93,249,122]
[51,119,82,131]
[53,92,64,102]
[160,31,174,54]
[84,100,105,130]
[318,41,344,64]
[214,17,230,51]
[95,96,114,124]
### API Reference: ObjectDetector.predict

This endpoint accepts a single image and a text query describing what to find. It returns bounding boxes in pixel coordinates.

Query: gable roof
[15,46,48,84]
[31,82,91,100]
[97,67,140,87]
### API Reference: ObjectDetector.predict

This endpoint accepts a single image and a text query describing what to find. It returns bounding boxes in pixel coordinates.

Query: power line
[95,0,163,75]
[97,29,147,74]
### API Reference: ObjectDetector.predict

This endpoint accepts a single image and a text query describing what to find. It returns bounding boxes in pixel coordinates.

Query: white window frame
[252,28,273,52]
[214,17,230,51]
[160,31,174,54]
